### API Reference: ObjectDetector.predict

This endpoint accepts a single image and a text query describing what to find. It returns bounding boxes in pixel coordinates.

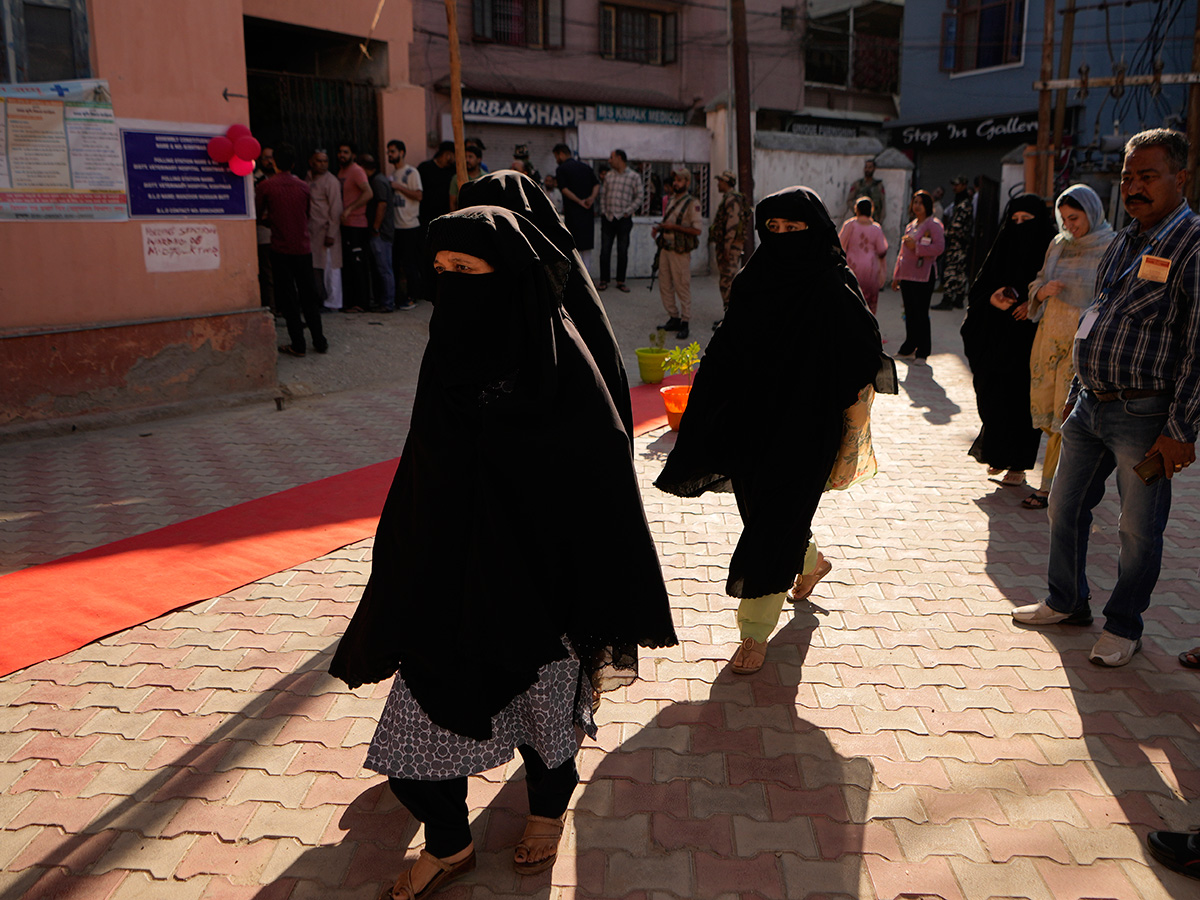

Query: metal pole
[1050,0,1076,197]
[445,0,468,186]
[1188,0,1200,210]
[1035,0,1056,195]
[731,0,755,244]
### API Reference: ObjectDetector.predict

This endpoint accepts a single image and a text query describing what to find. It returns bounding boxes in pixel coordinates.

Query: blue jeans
[1045,390,1172,640]
[368,233,395,310]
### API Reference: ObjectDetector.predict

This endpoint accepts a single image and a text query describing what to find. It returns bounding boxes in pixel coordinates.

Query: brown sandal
[514,814,564,875]
[788,553,832,602]
[380,847,476,900]
[730,637,767,674]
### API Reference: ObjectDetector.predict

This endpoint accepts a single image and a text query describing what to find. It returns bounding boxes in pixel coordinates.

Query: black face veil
[459,170,634,443]
[329,207,676,739]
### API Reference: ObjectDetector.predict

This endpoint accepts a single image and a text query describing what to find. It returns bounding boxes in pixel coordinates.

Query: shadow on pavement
[572,607,869,899]
[898,358,961,426]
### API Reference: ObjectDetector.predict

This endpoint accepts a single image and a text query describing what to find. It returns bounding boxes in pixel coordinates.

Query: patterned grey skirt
[365,638,598,780]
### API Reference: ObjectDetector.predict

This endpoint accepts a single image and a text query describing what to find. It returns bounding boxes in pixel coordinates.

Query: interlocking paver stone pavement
[2,277,1200,899]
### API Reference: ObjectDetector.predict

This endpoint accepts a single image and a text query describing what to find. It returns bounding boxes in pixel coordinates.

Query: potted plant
[659,341,701,430]
[634,329,671,385]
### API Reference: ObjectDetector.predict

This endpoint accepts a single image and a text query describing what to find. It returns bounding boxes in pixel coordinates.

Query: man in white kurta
[308,150,344,310]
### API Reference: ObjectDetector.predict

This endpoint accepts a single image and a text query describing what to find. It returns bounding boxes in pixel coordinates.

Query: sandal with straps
[514,814,565,875]
[379,847,476,900]
[730,637,767,675]
[788,553,832,602]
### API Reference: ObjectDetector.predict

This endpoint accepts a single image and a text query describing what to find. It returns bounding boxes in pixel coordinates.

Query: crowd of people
[256,128,1200,895]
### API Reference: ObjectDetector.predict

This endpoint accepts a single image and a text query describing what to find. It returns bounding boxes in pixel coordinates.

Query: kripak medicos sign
[119,121,253,219]
[893,112,1042,150]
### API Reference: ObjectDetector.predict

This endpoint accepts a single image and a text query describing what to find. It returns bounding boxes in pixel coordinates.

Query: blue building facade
[888,0,1193,220]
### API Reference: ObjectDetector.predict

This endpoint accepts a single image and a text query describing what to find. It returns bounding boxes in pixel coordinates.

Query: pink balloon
[226,123,252,141]
[207,135,234,163]
[229,156,254,177]
[233,135,261,162]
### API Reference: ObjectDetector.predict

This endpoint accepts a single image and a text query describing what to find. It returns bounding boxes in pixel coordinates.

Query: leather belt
[1089,388,1172,402]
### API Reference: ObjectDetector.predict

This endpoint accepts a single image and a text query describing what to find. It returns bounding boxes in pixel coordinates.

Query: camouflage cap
[951,174,969,186]
[717,169,737,185]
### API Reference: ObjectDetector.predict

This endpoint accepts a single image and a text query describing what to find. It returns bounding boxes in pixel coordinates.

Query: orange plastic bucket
[660,385,691,431]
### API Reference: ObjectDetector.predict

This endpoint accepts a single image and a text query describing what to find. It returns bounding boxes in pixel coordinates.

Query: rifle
[648,245,661,290]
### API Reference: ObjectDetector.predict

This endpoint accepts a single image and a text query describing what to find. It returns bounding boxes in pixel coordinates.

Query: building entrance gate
[248,69,380,163]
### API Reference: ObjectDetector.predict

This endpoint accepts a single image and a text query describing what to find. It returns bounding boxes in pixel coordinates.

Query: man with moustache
[1011,129,1200,669]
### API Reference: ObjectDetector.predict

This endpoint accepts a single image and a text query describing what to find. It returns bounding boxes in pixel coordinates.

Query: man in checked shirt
[1012,128,1199,667]
[596,149,643,292]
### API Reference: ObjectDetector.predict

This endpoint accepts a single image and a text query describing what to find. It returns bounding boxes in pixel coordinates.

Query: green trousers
[736,540,818,642]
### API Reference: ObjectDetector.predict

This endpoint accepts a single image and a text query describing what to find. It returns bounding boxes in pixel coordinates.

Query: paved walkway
[2,285,1200,899]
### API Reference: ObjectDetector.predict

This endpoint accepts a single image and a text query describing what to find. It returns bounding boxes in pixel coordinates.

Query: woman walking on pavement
[655,186,894,674]
[329,207,677,900]
[840,196,889,315]
[1021,184,1115,509]
[891,190,945,362]
[961,193,1057,488]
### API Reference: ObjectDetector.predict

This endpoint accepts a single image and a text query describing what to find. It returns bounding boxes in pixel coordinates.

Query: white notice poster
[142,223,220,272]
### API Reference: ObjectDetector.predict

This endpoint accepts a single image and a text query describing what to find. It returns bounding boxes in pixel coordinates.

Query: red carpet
[0,384,681,676]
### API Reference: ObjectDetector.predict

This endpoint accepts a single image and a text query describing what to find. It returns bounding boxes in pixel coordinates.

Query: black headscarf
[329,207,676,739]
[960,193,1056,469]
[655,186,891,598]
[459,170,634,443]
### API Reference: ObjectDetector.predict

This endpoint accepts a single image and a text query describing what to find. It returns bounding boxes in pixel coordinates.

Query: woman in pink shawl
[839,197,889,314]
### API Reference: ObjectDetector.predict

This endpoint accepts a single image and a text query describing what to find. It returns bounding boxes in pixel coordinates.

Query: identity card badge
[1137,255,1171,283]
[1076,309,1099,340]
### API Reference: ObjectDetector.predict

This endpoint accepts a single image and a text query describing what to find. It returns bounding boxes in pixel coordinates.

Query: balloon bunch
[206,124,261,177]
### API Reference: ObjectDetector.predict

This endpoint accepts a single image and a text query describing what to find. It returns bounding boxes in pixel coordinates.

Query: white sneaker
[1012,600,1093,626]
[1089,632,1142,667]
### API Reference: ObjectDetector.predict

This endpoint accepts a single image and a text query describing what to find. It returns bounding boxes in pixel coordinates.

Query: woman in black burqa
[960,193,1057,486]
[459,169,634,442]
[329,207,676,900]
[655,186,893,674]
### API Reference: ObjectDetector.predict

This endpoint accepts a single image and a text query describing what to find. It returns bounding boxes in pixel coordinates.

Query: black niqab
[961,193,1057,469]
[655,186,891,598]
[458,170,634,443]
[329,207,676,739]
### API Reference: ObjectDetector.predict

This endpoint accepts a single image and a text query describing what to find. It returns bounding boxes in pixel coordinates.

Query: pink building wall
[1,0,423,433]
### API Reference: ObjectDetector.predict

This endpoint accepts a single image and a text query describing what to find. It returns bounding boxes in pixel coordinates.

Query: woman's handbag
[826,386,877,491]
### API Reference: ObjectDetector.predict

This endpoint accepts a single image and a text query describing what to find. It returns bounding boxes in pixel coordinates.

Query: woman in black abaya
[655,186,893,674]
[329,207,676,900]
[458,170,634,442]
[960,193,1057,486]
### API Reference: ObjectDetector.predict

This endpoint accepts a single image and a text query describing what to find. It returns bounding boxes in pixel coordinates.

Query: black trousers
[899,278,935,358]
[271,250,325,352]
[388,746,578,858]
[599,216,633,284]
[392,226,425,302]
[341,226,371,308]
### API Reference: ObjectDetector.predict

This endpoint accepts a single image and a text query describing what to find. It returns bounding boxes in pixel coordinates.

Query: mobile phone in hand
[1134,452,1166,485]
[1001,286,1019,300]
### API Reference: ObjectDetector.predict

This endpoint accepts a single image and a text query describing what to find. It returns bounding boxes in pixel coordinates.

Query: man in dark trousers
[255,144,327,357]
[1011,129,1199,668]
[361,154,396,312]
[553,143,600,269]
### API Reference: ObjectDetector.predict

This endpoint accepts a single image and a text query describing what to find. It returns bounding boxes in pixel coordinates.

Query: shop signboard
[120,125,252,219]
[891,112,1042,150]
[0,79,128,221]
[462,97,589,127]
[594,104,687,126]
